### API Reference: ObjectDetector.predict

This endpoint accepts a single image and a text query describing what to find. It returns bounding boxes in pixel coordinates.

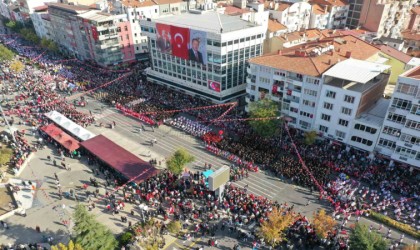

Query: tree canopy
[73,204,118,250]
[248,98,281,137]
[166,148,195,175]
[304,130,318,145]
[51,240,83,250]
[312,209,337,239]
[257,207,295,247]
[9,60,25,73]
[0,44,15,61]
[349,223,388,250]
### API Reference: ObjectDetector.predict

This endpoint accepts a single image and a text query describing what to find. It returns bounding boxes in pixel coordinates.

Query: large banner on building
[189,29,207,65]
[91,27,99,41]
[156,23,172,54]
[208,80,221,92]
[171,26,190,60]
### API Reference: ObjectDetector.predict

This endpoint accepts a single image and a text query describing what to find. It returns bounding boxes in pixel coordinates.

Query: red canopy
[40,124,80,152]
[80,135,159,183]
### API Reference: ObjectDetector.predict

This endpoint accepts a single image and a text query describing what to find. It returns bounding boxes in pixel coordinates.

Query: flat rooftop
[154,11,258,33]
[356,98,390,127]
[326,73,389,93]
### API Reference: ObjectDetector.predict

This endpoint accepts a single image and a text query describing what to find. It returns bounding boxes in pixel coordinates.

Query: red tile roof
[267,19,287,32]
[249,35,379,77]
[376,45,412,64]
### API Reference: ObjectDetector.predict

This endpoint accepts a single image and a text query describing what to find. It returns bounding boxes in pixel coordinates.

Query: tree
[51,241,83,250]
[167,220,182,235]
[256,207,296,247]
[73,204,118,250]
[248,98,281,137]
[166,148,195,175]
[0,44,15,61]
[312,209,337,239]
[40,37,59,52]
[304,130,318,145]
[349,223,388,250]
[119,232,133,246]
[5,20,23,31]
[19,28,40,44]
[9,60,25,73]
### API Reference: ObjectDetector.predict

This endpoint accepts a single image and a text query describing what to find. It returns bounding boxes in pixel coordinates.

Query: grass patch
[369,211,420,239]
[0,146,13,165]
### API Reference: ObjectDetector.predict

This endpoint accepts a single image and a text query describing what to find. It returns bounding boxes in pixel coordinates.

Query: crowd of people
[0,25,419,249]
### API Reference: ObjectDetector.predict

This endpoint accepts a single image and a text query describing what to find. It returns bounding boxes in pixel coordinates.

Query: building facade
[376,66,420,167]
[346,0,363,29]
[140,11,266,103]
[309,0,350,29]
[31,6,53,40]
[268,1,312,32]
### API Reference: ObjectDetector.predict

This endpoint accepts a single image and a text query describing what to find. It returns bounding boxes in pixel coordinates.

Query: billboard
[188,29,207,65]
[156,23,172,54]
[208,80,221,92]
[155,25,207,64]
[208,165,230,191]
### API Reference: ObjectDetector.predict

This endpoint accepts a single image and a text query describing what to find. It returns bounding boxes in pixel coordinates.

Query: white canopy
[324,58,391,84]
[44,111,96,141]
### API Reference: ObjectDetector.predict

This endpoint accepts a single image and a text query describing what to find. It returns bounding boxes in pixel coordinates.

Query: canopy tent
[40,124,80,152]
[44,111,96,141]
[80,135,159,183]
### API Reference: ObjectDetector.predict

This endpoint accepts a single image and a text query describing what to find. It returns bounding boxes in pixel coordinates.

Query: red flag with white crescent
[171,26,190,60]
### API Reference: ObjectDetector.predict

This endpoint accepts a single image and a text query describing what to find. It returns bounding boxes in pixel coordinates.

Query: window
[326,90,336,98]
[405,120,420,131]
[387,112,406,124]
[410,105,420,116]
[259,77,270,84]
[335,130,346,138]
[351,136,373,146]
[396,82,418,96]
[391,98,412,110]
[396,146,417,159]
[344,95,355,103]
[299,120,311,129]
[321,113,331,121]
[323,102,333,110]
[354,124,377,134]
[299,111,313,118]
[382,126,401,136]
[302,99,315,107]
[338,119,349,127]
[304,89,317,96]
[319,125,328,133]
[400,133,420,145]
[378,138,396,149]
[341,107,352,115]
[306,78,320,85]
[124,26,128,31]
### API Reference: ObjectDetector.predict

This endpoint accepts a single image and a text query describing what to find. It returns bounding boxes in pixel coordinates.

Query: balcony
[246,76,256,85]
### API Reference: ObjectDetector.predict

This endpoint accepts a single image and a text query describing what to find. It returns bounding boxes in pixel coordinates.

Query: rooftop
[312,3,327,14]
[411,6,420,15]
[356,98,390,127]
[47,3,91,13]
[152,0,184,4]
[309,0,348,7]
[77,10,116,22]
[404,65,420,80]
[249,35,380,77]
[401,29,420,41]
[407,57,420,67]
[154,11,258,33]
[33,5,48,11]
[120,0,156,7]
[267,19,287,32]
[223,5,251,15]
[379,36,404,44]
[376,44,412,64]
[324,58,391,84]
[276,2,293,11]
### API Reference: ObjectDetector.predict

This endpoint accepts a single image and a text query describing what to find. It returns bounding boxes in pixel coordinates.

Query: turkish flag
[208,80,221,92]
[171,26,189,60]
[272,84,278,94]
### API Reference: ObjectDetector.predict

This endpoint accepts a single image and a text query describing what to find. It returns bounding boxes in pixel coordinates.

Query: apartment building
[17,0,57,20]
[77,10,135,65]
[316,58,390,151]
[267,1,312,32]
[310,3,330,29]
[346,0,363,29]
[246,35,381,131]
[31,5,53,40]
[140,10,266,103]
[309,0,349,29]
[359,0,417,39]
[376,66,420,168]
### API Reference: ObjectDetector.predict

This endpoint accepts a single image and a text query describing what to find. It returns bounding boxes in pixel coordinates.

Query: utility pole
[0,104,16,143]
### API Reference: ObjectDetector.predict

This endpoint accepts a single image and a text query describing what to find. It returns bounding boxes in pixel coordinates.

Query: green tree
[349,223,388,250]
[51,240,83,250]
[248,98,281,137]
[166,148,195,175]
[167,220,182,235]
[119,232,133,246]
[257,207,296,247]
[9,60,25,73]
[5,20,23,31]
[73,204,118,250]
[304,130,318,145]
[0,44,15,61]
[40,37,59,52]
[19,28,40,44]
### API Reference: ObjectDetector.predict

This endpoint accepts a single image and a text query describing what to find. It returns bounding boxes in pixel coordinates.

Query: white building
[376,66,420,168]
[268,1,312,32]
[31,6,53,40]
[309,3,329,29]
[247,35,382,130]
[140,11,266,103]
[315,59,390,151]
[309,0,349,29]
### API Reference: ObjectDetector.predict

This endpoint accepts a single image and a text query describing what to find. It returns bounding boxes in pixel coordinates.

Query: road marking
[233,181,274,198]
[162,236,180,250]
